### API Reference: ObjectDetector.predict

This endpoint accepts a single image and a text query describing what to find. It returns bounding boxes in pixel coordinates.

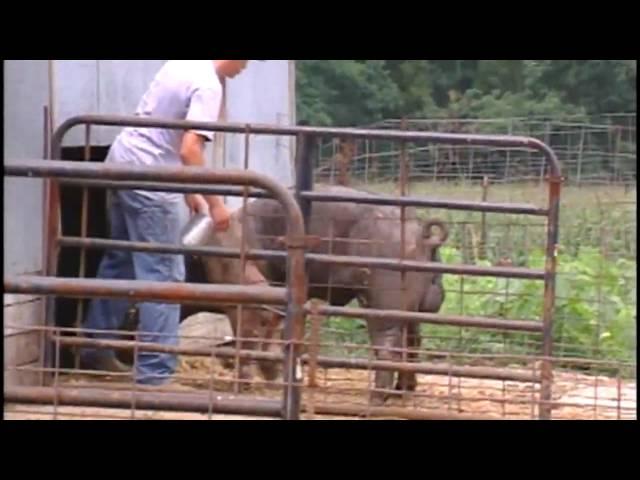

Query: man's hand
[210,201,231,232]
[185,193,210,216]
[180,131,230,231]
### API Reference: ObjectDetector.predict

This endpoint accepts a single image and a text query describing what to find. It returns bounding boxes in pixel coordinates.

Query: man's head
[214,60,249,78]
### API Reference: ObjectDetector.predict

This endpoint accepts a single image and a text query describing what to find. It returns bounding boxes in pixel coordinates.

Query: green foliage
[296,60,402,127]
[435,245,636,364]
[319,242,636,371]
[296,60,635,126]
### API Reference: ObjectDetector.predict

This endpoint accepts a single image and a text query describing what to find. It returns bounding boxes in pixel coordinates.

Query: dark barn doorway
[55,145,111,368]
[52,146,212,368]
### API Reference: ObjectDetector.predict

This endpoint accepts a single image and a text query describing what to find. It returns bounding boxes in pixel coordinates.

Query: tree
[296,60,636,127]
[296,60,402,126]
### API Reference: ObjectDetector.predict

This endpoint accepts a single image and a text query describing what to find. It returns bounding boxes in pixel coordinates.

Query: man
[80,60,250,386]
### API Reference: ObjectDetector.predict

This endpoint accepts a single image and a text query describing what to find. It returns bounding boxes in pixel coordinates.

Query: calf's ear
[244,262,268,285]
[422,219,449,246]
[353,267,371,286]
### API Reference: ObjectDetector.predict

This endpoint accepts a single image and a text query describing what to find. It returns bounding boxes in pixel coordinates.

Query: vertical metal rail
[294,133,315,231]
[399,118,410,395]
[73,124,92,370]
[540,175,562,419]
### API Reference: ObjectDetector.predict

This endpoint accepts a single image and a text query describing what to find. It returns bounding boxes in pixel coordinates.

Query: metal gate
[4,114,562,420]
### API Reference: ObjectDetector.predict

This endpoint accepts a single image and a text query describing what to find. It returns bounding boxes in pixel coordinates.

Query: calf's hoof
[369,391,390,407]
[394,377,418,393]
[258,362,280,382]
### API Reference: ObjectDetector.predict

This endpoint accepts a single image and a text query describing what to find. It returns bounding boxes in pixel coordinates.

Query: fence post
[540,121,551,186]
[505,119,513,179]
[479,176,490,260]
[576,126,586,187]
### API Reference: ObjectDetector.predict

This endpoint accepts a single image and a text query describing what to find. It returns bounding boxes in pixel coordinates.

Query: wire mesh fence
[4,321,636,420]
[317,113,636,187]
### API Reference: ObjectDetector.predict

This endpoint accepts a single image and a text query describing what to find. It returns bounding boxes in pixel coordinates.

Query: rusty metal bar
[5,386,282,418]
[282,142,311,421]
[58,178,273,199]
[5,161,295,215]
[540,177,562,420]
[11,329,633,370]
[300,191,548,216]
[307,254,546,280]
[74,124,92,371]
[4,275,287,307]
[309,305,543,333]
[294,133,315,230]
[57,178,547,215]
[399,118,410,392]
[40,105,51,387]
[50,114,563,178]
[50,334,539,384]
[305,402,501,420]
[234,128,252,394]
[56,236,546,280]
[58,236,283,260]
[43,175,61,388]
[4,385,502,420]
[53,334,278,361]
[312,356,539,383]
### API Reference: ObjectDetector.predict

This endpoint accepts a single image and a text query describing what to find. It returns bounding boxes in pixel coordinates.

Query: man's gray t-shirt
[106,60,223,202]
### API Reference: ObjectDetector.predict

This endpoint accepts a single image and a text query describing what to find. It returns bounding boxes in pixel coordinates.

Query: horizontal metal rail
[309,305,543,333]
[50,335,540,384]
[301,191,548,216]
[5,386,282,418]
[10,327,630,368]
[4,385,496,420]
[55,178,546,216]
[305,403,499,420]
[307,254,545,280]
[4,275,287,306]
[4,160,287,203]
[58,236,545,280]
[58,178,273,199]
[51,114,562,178]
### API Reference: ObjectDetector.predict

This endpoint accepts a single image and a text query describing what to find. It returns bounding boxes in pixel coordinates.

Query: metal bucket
[180,213,214,246]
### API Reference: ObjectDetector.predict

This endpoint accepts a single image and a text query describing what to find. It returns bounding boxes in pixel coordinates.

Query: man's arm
[180,131,230,231]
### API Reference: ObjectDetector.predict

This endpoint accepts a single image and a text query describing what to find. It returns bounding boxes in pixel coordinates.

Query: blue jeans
[81,190,186,385]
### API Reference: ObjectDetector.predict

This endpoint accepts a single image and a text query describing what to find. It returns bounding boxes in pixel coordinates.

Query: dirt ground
[177,356,636,420]
[6,355,635,420]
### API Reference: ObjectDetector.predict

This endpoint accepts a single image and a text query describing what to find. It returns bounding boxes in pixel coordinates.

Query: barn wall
[223,60,296,208]
[3,60,51,386]
[53,60,295,206]
[52,60,167,147]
